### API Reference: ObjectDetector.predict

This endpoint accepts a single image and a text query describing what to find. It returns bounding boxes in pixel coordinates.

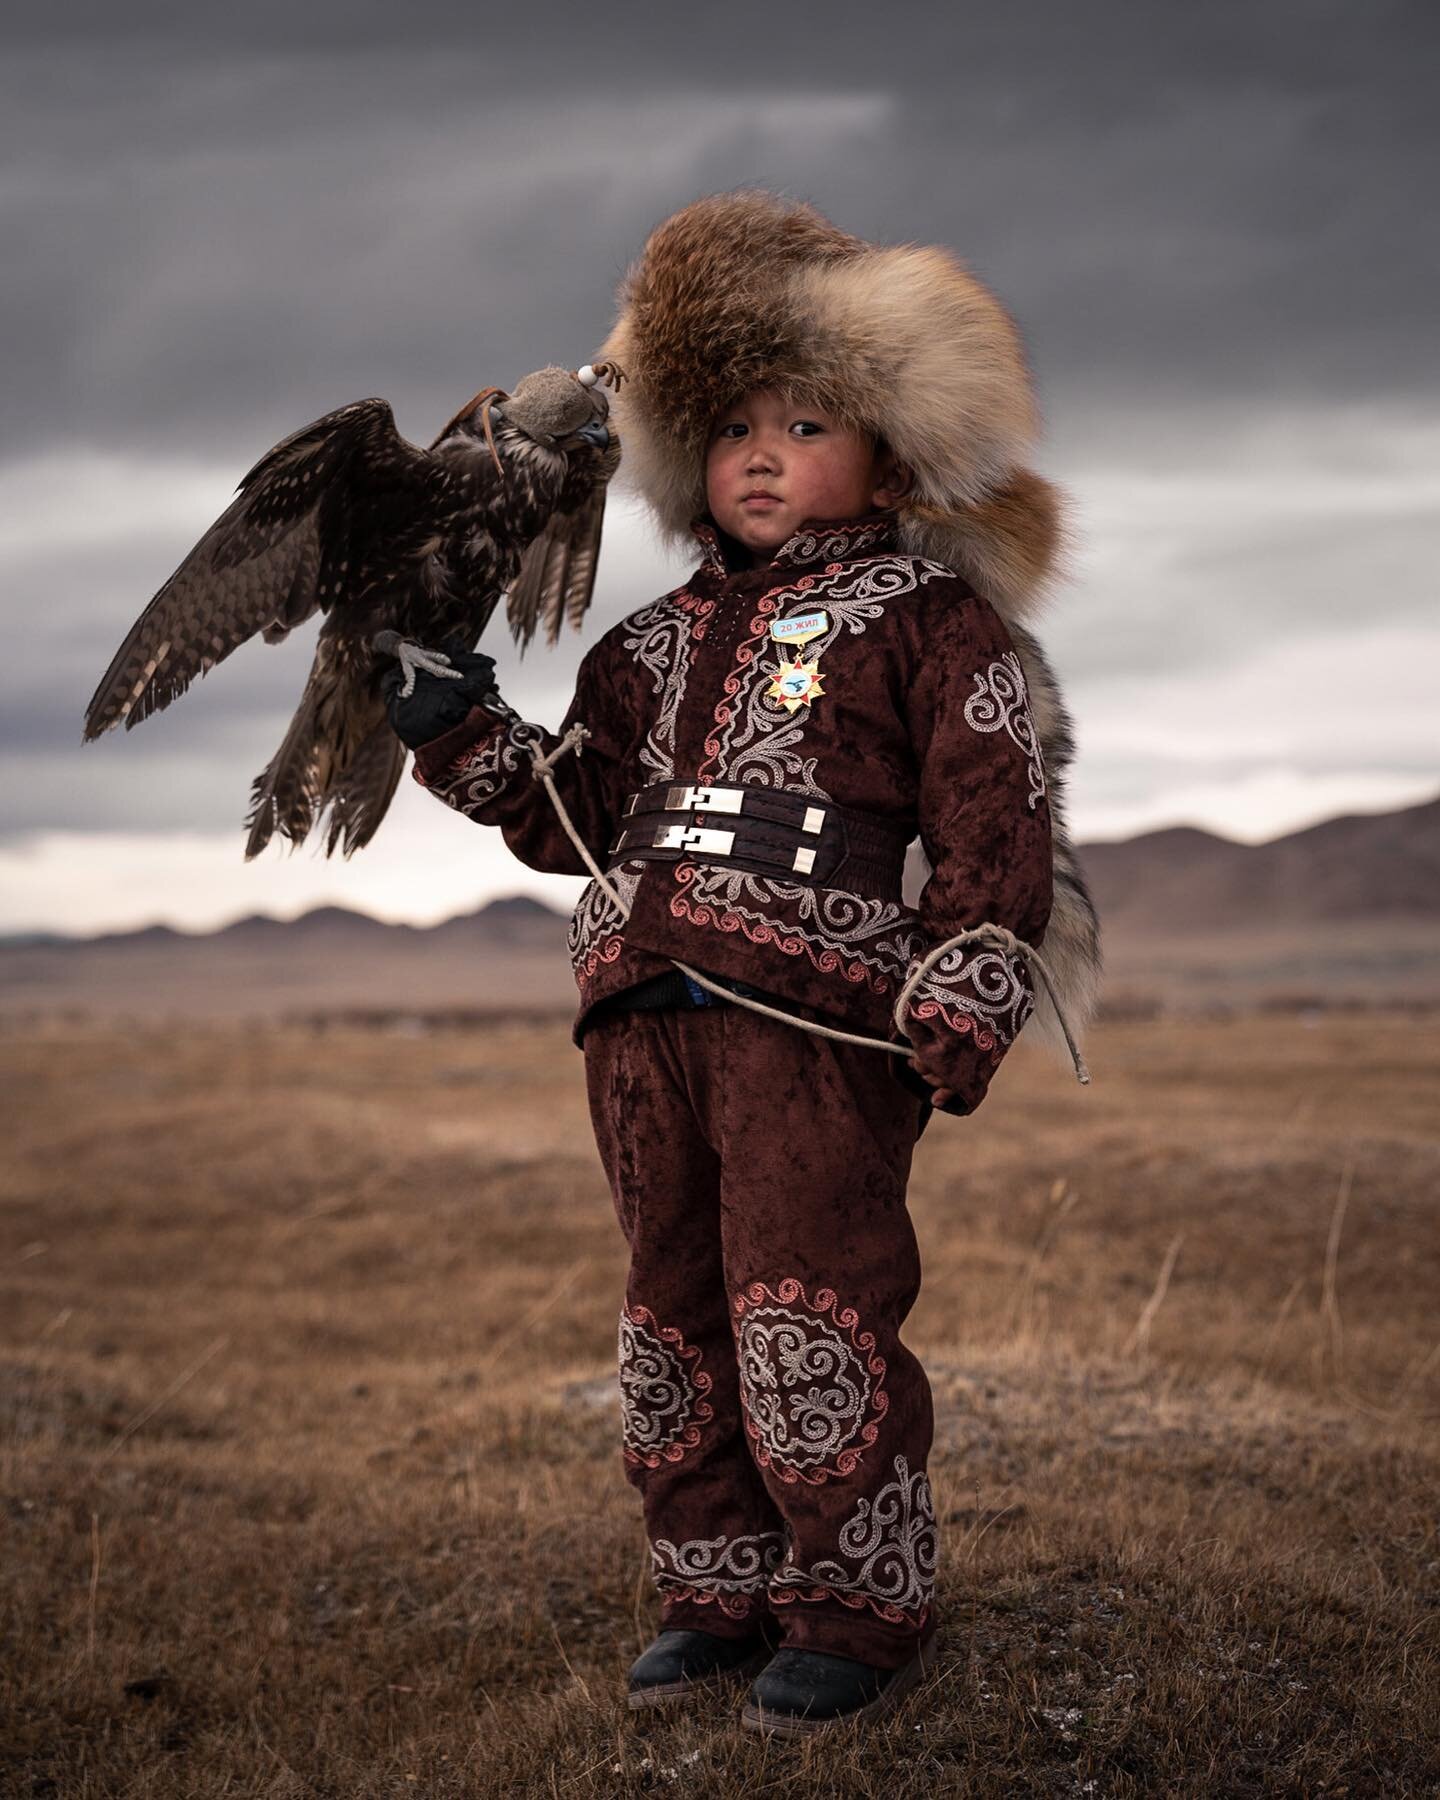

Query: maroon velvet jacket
[410,512,1053,1114]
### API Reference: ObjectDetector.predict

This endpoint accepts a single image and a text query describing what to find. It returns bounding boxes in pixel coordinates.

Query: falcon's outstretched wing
[504,437,620,650]
[82,399,432,740]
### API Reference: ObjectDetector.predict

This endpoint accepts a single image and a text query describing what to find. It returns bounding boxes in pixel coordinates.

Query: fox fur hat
[595,188,1101,1060]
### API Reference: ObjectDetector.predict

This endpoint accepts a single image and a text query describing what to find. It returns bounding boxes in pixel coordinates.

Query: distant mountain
[3,794,1436,1020]
[214,905,395,943]
[1077,793,1440,937]
[0,893,575,1022]
[428,893,569,951]
[20,795,1437,954]
[26,893,568,951]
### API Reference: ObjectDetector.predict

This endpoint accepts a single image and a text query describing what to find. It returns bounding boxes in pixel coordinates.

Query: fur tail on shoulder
[1008,621,1103,1063]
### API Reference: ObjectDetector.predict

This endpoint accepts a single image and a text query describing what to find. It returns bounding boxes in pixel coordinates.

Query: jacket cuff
[411,705,507,787]
[893,935,1035,1114]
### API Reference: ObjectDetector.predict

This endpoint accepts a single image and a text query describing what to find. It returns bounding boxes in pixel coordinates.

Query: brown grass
[2,1015,1438,1797]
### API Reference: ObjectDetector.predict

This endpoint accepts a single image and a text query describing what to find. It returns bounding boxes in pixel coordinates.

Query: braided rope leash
[527,724,1090,1085]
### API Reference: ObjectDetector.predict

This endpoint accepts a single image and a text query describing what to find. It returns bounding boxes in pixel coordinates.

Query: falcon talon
[391,640,464,700]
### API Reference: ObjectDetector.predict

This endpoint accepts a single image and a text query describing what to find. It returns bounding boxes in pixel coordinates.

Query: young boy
[386,191,1098,1736]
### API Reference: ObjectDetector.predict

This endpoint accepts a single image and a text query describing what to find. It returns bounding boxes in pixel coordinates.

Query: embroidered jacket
[410,512,1053,1114]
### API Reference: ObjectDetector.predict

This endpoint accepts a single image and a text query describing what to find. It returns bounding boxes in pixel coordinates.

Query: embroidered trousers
[584,1001,939,1669]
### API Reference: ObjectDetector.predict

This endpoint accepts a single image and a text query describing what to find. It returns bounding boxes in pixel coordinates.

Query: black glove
[380,635,501,750]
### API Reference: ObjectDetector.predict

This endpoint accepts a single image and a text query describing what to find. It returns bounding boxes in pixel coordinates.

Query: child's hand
[909,1054,957,1109]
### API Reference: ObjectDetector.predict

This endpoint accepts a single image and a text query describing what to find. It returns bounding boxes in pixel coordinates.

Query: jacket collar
[690,512,899,579]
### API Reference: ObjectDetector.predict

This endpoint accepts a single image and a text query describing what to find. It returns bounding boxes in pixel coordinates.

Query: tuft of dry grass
[2,1014,1438,1796]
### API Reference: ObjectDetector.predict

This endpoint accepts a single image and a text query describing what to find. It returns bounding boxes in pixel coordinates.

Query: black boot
[740,1640,938,1737]
[627,1625,777,1710]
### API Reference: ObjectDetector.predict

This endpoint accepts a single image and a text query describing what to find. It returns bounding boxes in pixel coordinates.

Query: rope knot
[528,722,589,781]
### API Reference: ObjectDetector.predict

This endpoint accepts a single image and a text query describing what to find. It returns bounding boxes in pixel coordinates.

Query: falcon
[81,362,623,858]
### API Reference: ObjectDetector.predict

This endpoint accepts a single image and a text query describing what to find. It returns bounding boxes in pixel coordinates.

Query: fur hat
[596,189,1101,1062]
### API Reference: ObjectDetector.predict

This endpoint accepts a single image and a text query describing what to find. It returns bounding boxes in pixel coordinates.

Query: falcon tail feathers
[244,677,402,861]
[318,715,406,858]
[244,686,329,860]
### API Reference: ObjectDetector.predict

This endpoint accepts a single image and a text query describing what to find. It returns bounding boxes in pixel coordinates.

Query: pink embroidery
[695,594,781,781]
[732,1278,887,1486]
[619,1303,716,1469]
[663,1587,762,1622]
[770,1453,937,1624]
[901,940,1031,1052]
[769,1583,929,1630]
[671,587,716,641]
[650,1529,786,1617]
[910,999,1000,1058]
[576,936,624,982]
[669,864,893,996]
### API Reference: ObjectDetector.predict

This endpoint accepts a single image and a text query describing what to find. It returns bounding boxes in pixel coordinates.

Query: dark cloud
[3,1,1436,879]
[3,1,1435,460]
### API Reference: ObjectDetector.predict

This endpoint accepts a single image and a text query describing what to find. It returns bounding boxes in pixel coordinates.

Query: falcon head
[495,364,611,450]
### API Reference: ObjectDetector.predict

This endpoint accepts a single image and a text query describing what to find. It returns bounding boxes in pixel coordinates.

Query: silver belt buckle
[664,783,745,815]
[654,824,736,855]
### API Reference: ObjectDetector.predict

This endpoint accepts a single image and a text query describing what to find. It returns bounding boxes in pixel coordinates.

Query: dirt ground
[2,1014,1437,1797]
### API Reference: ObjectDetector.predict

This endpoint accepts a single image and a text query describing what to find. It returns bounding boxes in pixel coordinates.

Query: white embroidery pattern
[650,1532,786,1593]
[963,650,1047,810]
[771,1455,937,1624]
[903,944,1034,1050]
[670,865,922,996]
[779,526,893,565]
[733,1279,887,1485]
[623,590,703,784]
[650,1530,787,1621]
[692,517,897,576]
[432,717,547,813]
[568,858,643,979]
[705,558,949,791]
[619,1303,715,1468]
[801,556,953,605]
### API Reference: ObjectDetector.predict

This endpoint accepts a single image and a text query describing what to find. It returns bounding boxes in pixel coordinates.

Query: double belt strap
[607,780,911,901]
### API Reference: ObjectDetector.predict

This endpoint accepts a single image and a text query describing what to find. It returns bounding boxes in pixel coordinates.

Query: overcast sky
[3,1,1436,936]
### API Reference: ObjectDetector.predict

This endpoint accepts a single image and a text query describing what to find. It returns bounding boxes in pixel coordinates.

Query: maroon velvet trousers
[583,1000,939,1670]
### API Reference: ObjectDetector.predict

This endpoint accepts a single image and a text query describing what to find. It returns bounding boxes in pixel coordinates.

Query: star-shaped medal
[766,653,825,713]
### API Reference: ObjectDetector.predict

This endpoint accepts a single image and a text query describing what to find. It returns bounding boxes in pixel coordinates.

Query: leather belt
[607,780,910,901]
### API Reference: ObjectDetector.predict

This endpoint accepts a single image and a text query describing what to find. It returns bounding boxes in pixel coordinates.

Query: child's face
[704,389,910,560]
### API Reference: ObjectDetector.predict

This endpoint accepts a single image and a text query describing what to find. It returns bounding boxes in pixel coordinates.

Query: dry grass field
[3,1014,1438,1797]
